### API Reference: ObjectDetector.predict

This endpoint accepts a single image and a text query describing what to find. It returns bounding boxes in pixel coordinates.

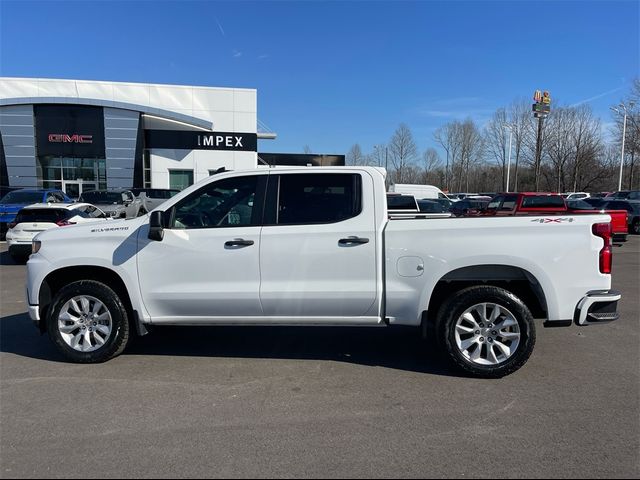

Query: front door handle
[225,239,255,248]
[339,236,370,246]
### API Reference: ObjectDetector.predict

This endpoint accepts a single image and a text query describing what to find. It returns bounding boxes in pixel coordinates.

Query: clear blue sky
[1,0,638,156]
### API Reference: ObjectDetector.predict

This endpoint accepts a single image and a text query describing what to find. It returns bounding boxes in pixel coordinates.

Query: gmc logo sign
[48,134,93,144]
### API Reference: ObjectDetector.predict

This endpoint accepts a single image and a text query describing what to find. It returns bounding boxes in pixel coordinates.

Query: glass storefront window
[37,156,107,191]
[170,170,194,191]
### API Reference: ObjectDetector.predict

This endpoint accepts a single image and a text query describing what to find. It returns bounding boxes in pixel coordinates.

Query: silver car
[78,190,143,219]
[130,188,180,213]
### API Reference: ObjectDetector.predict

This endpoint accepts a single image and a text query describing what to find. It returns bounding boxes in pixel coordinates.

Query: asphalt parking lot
[0,239,638,479]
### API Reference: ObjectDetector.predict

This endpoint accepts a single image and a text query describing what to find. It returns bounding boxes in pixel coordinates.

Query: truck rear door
[259,171,379,319]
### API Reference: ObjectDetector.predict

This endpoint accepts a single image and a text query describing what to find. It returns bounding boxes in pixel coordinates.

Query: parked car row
[387,190,640,241]
[1,187,180,260]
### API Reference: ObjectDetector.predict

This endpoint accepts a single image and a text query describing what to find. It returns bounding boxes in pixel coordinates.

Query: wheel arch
[423,264,548,334]
[39,266,135,333]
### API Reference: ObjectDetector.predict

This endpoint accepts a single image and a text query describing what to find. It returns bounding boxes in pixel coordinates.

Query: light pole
[503,124,513,192]
[611,102,634,191]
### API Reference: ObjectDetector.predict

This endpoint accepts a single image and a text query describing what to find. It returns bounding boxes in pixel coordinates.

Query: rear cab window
[520,195,566,209]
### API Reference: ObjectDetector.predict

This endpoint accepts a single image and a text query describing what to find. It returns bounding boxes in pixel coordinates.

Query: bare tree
[457,119,484,192]
[346,144,366,166]
[303,145,312,154]
[388,123,418,184]
[508,99,531,191]
[422,148,442,185]
[611,78,640,189]
[485,108,509,191]
[543,107,576,192]
[434,122,462,191]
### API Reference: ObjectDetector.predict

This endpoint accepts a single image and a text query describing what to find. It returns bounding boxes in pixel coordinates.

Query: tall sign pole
[532,90,551,191]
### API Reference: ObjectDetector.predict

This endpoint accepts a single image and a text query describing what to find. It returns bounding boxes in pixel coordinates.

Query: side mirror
[148,211,165,241]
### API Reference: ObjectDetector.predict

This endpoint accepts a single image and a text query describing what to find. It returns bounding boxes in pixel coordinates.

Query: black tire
[632,219,640,235]
[47,280,130,363]
[437,286,536,378]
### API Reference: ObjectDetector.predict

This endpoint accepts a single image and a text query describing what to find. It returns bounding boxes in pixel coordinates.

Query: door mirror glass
[148,210,165,241]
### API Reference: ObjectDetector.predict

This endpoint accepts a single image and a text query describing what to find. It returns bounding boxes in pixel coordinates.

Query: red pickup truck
[484,193,628,241]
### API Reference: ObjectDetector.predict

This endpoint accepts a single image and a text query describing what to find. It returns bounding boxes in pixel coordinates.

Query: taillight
[7,222,16,229]
[592,222,612,274]
[55,220,76,227]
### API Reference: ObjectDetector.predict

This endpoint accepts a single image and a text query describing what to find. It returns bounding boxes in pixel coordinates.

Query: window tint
[276,174,361,225]
[387,195,418,210]
[0,191,43,204]
[568,200,595,210]
[81,191,123,204]
[487,196,503,209]
[584,198,605,207]
[131,189,179,199]
[521,196,565,208]
[604,201,633,212]
[500,195,518,211]
[470,200,489,209]
[417,200,448,213]
[15,208,69,223]
[171,176,259,229]
[74,205,104,218]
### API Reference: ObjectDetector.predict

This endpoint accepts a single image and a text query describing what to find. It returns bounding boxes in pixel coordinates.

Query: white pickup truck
[26,167,621,377]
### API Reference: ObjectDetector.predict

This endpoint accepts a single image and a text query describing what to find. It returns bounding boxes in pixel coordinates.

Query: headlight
[32,240,41,254]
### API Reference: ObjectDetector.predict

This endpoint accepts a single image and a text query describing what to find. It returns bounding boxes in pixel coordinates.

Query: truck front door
[137,174,267,322]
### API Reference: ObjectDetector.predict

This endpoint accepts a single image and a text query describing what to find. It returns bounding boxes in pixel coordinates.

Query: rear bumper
[574,290,621,326]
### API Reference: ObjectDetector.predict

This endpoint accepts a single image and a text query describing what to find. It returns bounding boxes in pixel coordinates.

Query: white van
[388,184,451,200]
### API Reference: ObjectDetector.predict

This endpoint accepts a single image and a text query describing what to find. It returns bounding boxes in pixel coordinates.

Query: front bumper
[575,290,621,325]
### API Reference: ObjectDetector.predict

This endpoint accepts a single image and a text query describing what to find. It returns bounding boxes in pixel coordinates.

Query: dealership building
[0,77,343,197]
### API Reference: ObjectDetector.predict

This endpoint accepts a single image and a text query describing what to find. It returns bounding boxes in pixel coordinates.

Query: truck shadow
[0,250,20,266]
[0,312,463,378]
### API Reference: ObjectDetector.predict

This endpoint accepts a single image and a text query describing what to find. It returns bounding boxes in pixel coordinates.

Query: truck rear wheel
[438,286,536,378]
[47,280,130,363]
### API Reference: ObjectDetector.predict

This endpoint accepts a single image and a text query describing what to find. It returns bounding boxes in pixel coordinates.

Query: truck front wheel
[47,280,131,363]
[438,286,536,378]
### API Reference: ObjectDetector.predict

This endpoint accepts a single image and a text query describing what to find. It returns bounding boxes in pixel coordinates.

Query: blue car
[0,189,73,238]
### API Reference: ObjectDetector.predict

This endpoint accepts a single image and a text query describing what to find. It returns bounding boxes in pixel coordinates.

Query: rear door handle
[225,239,255,248]
[339,236,370,246]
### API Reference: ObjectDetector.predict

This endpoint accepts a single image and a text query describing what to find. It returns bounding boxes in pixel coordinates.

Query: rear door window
[270,173,361,225]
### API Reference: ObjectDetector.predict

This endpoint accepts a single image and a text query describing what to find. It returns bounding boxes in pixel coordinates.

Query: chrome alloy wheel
[454,302,521,366]
[57,295,113,352]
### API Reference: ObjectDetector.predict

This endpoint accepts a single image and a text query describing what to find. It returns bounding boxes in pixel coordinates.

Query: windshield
[0,191,42,204]
[80,191,125,204]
